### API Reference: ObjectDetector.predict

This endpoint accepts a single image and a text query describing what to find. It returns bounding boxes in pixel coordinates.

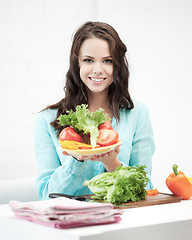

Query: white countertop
[0,197,192,240]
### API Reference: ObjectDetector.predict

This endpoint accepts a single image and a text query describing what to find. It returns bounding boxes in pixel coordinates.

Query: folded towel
[10,197,122,229]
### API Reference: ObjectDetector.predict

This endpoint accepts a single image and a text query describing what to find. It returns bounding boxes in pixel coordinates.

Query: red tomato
[98,121,113,130]
[97,129,119,146]
[95,144,101,148]
[59,127,82,142]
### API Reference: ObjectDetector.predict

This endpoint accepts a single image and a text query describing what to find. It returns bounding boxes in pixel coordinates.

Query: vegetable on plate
[188,178,192,184]
[98,121,113,130]
[83,165,149,203]
[57,104,119,149]
[166,164,192,200]
[59,126,82,143]
[97,129,119,146]
[58,140,93,150]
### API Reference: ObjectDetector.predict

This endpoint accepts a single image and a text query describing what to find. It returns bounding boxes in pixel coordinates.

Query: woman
[35,21,155,200]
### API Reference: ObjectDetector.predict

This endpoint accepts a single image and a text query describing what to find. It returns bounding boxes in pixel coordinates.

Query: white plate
[60,140,122,157]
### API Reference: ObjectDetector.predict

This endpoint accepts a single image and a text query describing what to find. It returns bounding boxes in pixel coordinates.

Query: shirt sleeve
[129,103,155,190]
[34,110,87,200]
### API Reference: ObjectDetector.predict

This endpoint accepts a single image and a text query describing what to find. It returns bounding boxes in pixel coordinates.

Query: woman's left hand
[89,145,120,162]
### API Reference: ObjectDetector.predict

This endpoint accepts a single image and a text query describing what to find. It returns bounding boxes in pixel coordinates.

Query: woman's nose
[93,62,102,74]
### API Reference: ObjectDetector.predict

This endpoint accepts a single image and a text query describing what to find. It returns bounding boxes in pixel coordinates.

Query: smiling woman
[34,22,155,200]
[78,37,114,95]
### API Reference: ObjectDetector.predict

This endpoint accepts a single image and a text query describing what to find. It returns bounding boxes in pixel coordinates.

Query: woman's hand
[99,146,121,172]
[71,146,121,172]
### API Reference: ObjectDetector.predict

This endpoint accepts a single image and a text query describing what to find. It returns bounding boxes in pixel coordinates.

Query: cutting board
[83,193,182,209]
[114,193,182,209]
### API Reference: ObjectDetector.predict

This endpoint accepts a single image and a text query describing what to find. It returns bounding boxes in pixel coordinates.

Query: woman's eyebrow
[82,55,93,58]
[81,55,112,59]
[103,56,112,59]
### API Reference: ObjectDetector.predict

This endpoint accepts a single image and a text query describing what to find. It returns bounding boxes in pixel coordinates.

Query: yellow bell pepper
[59,140,93,150]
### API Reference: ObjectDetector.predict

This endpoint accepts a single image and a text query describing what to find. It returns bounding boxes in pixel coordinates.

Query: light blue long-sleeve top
[35,100,155,200]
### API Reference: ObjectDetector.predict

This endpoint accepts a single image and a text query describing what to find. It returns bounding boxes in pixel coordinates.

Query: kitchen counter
[0,197,192,240]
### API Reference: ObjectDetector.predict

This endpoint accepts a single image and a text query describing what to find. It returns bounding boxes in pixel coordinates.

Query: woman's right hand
[70,145,122,171]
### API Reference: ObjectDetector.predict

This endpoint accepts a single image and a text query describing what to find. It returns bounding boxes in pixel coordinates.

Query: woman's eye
[104,59,113,64]
[83,59,93,63]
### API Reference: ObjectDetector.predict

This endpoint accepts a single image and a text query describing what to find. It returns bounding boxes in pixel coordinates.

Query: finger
[100,153,106,157]
[82,156,90,161]
[115,146,121,154]
[90,155,98,161]
[72,155,84,161]
[108,149,115,155]
[90,157,98,161]
[62,151,69,155]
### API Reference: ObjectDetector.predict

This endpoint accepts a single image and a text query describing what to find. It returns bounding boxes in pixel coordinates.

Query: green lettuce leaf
[57,104,109,148]
[83,165,149,203]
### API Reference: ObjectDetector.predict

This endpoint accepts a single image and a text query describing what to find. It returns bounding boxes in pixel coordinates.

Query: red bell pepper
[166,164,192,200]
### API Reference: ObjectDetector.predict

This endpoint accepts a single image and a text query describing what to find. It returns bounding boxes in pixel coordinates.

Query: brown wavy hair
[46,21,134,135]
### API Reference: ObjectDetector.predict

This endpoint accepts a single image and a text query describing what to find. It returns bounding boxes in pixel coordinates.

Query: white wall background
[0,0,192,190]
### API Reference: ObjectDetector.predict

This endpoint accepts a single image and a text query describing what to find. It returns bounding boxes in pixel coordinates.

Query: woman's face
[78,37,114,95]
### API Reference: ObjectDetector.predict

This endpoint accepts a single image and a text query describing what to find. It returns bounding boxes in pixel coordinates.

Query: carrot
[79,146,93,150]
[146,188,158,196]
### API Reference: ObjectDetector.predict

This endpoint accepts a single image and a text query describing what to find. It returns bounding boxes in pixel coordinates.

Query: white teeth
[90,77,105,82]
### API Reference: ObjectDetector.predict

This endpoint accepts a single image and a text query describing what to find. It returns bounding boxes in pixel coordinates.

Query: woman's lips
[89,77,106,83]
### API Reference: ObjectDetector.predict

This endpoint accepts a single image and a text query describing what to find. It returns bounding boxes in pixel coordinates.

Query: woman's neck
[87,91,113,120]
[88,92,108,110]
